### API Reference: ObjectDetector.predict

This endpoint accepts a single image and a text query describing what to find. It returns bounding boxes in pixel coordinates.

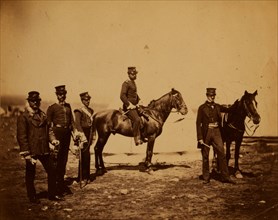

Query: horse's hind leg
[94,134,110,176]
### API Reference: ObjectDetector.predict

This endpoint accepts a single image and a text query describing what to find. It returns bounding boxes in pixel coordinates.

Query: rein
[243,100,254,120]
[170,93,186,122]
[146,113,163,127]
[242,99,260,136]
[244,119,259,136]
[227,123,245,133]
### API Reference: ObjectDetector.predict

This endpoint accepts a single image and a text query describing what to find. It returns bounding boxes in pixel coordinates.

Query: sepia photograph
[0,1,277,219]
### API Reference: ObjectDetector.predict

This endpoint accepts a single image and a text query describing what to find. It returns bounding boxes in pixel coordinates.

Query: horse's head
[170,88,188,115]
[241,90,261,124]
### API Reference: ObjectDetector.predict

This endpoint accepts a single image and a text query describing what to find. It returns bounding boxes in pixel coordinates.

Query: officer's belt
[54,124,70,129]
[208,122,219,128]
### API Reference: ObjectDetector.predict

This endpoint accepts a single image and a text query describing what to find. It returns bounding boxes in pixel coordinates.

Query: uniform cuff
[19,151,30,157]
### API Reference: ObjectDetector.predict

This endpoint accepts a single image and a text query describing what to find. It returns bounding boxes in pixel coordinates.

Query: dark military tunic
[74,106,94,133]
[196,101,223,143]
[120,79,140,111]
[47,103,74,129]
[47,102,75,194]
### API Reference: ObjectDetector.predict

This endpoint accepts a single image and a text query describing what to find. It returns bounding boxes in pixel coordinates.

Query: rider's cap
[127,67,138,75]
[80,92,91,101]
[55,85,67,95]
[27,91,41,101]
[206,88,216,96]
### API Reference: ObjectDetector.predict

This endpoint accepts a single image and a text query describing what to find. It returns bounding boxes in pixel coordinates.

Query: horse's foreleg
[234,138,244,178]
[234,139,242,172]
[145,136,156,168]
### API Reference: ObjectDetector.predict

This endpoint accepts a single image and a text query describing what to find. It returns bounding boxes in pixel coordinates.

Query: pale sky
[1,1,277,136]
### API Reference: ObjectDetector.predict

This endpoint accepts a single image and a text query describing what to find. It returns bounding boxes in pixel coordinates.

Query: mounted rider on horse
[120,66,147,146]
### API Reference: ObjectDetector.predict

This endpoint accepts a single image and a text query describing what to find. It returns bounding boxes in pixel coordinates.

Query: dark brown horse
[92,89,188,175]
[221,90,261,178]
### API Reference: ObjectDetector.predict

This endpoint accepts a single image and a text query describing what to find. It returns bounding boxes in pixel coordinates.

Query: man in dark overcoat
[17,91,63,203]
[196,88,235,184]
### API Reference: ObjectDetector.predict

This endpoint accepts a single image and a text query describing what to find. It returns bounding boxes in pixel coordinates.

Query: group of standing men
[17,85,94,204]
[17,66,236,204]
[16,66,142,204]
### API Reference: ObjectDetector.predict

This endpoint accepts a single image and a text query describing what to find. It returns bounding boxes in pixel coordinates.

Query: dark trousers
[201,128,230,181]
[127,109,141,142]
[53,127,71,192]
[25,154,56,199]
[78,127,91,180]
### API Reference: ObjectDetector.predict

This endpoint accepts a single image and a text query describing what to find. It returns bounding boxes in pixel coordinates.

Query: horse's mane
[228,99,240,113]
[147,89,179,108]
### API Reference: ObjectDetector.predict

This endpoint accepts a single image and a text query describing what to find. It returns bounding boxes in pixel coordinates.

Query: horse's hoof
[144,162,152,168]
[146,168,154,175]
[102,168,108,173]
[235,171,243,179]
[95,169,106,176]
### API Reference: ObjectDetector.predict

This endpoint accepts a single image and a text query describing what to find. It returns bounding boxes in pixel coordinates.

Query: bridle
[242,99,260,136]
[243,99,255,120]
[146,91,186,124]
[170,92,185,114]
[228,97,259,136]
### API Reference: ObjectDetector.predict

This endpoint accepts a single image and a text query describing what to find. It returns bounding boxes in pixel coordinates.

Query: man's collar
[57,101,65,105]
[206,101,215,106]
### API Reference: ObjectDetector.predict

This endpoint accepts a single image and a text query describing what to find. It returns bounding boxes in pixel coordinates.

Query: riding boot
[133,122,143,145]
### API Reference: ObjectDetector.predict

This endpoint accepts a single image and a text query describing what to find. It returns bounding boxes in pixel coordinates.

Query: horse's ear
[171,88,179,96]
[254,90,258,96]
[244,90,248,95]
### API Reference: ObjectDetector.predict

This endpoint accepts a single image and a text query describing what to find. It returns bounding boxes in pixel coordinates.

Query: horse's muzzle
[253,114,261,124]
[180,105,188,115]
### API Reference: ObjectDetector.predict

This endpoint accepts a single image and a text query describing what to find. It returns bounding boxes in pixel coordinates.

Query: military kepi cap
[206,88,216,96]
[127,67,138,74]
[80,92,91,100]
[55,85,67,94]
[27,91,41,101]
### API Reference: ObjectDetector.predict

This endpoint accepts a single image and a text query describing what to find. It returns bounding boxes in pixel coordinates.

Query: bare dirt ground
[0,116,278,220]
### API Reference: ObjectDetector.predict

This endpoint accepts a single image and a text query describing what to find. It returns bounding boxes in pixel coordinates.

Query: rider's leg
[127,109,143,145]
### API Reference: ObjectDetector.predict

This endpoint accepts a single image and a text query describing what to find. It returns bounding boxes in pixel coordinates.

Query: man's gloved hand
[128,102,137,109]
[50,140,60,157]
[71,145,80,158]
[91,132,96,142]
[74,135,81,146]
[51,140,60,147]
[25,155,37,165]
[198,139,205,145]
